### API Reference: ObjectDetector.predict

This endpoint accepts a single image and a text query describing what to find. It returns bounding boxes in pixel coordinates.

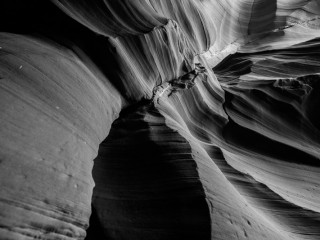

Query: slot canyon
[1,1,320,239]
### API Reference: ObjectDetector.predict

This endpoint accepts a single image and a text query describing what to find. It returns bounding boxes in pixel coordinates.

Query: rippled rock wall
[1,0,320,239]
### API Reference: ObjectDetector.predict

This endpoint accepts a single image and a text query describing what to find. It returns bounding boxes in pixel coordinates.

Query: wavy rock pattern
[0,33,122,239]
[1,0,320,239]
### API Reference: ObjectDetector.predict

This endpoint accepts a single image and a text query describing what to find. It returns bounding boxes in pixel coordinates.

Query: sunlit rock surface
[1,0,320,239]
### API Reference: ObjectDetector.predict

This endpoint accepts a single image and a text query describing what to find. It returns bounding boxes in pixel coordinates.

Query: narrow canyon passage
[86,102,211,240]
[1,0,320,239]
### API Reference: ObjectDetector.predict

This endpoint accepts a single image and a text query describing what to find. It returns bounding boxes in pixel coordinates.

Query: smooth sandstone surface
[1,0,320,239]
[0,34,122,239]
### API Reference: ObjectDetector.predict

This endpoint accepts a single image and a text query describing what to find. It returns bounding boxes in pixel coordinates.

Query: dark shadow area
[85,206,107,240]
[86,103,211,240]
[222,90,320,167]
[247,0,277,35]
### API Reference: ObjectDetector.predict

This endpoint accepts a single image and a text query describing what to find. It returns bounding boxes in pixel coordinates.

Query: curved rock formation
[1,0,320,239]
[0,33,122,239]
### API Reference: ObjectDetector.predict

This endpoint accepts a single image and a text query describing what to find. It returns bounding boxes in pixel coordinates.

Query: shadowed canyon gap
[0,0,320,239]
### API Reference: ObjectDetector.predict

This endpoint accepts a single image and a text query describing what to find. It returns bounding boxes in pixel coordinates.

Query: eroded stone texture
[1,0,320,239]
[0,34,121,239]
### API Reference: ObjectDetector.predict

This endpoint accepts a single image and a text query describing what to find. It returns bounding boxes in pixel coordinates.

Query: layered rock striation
[1,0,320,239]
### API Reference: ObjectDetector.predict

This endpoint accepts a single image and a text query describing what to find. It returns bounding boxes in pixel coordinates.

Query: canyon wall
[1,0,320,239]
